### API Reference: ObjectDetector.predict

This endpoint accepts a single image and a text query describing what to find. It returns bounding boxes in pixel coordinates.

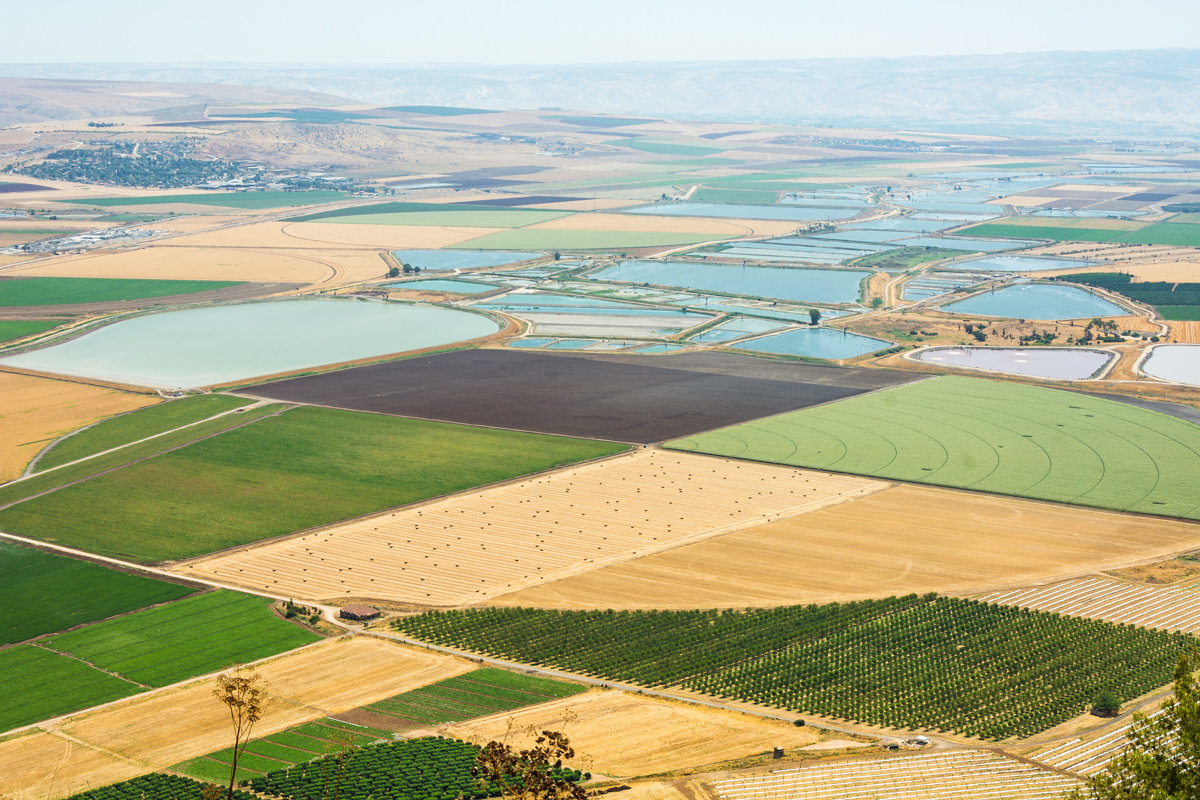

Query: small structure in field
[339,604,381,621]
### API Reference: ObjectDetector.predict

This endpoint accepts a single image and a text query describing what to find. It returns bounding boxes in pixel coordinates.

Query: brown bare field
[5,246,373,285]
[524,212,796,239]
[45,638,469,777]
[1105,556,1200,584]
[172,450,884,606]
[1171,322,1200,343]
[489,484,1200,610]
[0,372,156,481]
[0,731,143,800]
[445,691,822,778]
[281,222,501,249]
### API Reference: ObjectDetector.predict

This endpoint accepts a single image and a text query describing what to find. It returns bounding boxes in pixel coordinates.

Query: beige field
[0,731,143,800]
[4,245,379,285]
[0,637,471,799]
[489,484,1200,610]
[173,450,884,606]
[280,221,501,249]
[532,198,639,211]
[523,211,797,238]
[0,372,156,481]
[1171,321,1200,343]
[446,691,822,777]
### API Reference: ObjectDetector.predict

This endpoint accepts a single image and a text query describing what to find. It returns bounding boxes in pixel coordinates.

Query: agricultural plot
[0,405,622,562]
[447,690,823,777]
[1028,710,1165,776]
[291,201,571,228]
[364,668,586,726]
[713,750,1081,800]
[177,668,583,783]
[489,484,1200,610]
[0,318,66,344]
[0,645,144,732]
[959,222,1133,243]
[174,450,881,605]
[449,228,735,250]
[396,596,1191,740]
[35,393,254,470]
[67,775,257,800]
[245,736,585,800]
[668,375,1200,520]
[83,191,346,209]
[0,371,157,483]
[246,349,917,443]
[0,276,241,307]
[0,539,193,645]
[979,576,1200,633]
[43,591,320,687]
[0,731,143,800]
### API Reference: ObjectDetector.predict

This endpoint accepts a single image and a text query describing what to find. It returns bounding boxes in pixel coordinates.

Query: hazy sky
[4,0,1198,64]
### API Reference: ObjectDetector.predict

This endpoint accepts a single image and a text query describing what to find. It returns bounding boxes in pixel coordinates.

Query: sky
[3,0,1198,64]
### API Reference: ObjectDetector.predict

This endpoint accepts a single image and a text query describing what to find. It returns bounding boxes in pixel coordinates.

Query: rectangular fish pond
[0,299,499,390]
[731,327,892,360]
[915,346,1114,380]
[941,283,1129,320]
[590,261,866,304]
[952,255,1100,272]
[689,316,791,344]
[384,279,499,294]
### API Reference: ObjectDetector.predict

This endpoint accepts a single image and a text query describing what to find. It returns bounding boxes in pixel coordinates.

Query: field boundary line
[0,404,293,514]
[28,642,150,689]
[21,399,273,479]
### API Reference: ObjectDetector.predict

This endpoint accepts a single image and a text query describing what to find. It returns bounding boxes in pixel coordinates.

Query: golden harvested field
[489,484,1200,610]
[1171,321,1200,343]
[281,221,501,249]
[524,212,796,238]
[445,691,822,777]
[0,372,156,481]
[173,450,884,606]
[5,246,341,284]
[0,731,143,800]
[19,638,471,785]
[534,198,639,211]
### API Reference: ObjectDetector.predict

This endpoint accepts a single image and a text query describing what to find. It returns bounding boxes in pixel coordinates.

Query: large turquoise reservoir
[0,299,499,389]
[941,284,1128,320]
[592,261,865,304]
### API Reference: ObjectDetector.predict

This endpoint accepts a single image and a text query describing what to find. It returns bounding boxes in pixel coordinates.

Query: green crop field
[0,406,626,562]
[692,187,782,204]
[0,645,143,732]
[0,277,241,307]
[66,774,258,800]
[0,540,193,645]
[395,596,1189,740]
[1118,221,1200,246]
[365,667,586,726]
[668,375,1200,520]
[175,718,392,783]
[245,736,585,800]
[45,590,319,687]
[36,394,253,470]
[0,318,66,344]
[83,191,347,209]
[852,246,961,269]
[451,228,735,251]
[1161,305,1200,321]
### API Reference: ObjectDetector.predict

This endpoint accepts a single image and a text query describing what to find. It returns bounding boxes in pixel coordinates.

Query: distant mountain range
[3,49,1198,137]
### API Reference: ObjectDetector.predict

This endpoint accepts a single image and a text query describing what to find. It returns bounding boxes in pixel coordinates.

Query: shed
[339,604,381,621]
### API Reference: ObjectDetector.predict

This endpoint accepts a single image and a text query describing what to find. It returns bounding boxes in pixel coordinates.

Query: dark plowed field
[246,350,924,443]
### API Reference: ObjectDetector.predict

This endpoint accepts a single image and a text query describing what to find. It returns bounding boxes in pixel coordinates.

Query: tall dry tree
[472,729,588,800]
[212,666,269,800]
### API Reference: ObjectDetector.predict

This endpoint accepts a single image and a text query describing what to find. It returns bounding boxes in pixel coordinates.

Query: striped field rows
[1028,709,1164,776]
[712,750,1080,800]
[979,577,1200,633]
